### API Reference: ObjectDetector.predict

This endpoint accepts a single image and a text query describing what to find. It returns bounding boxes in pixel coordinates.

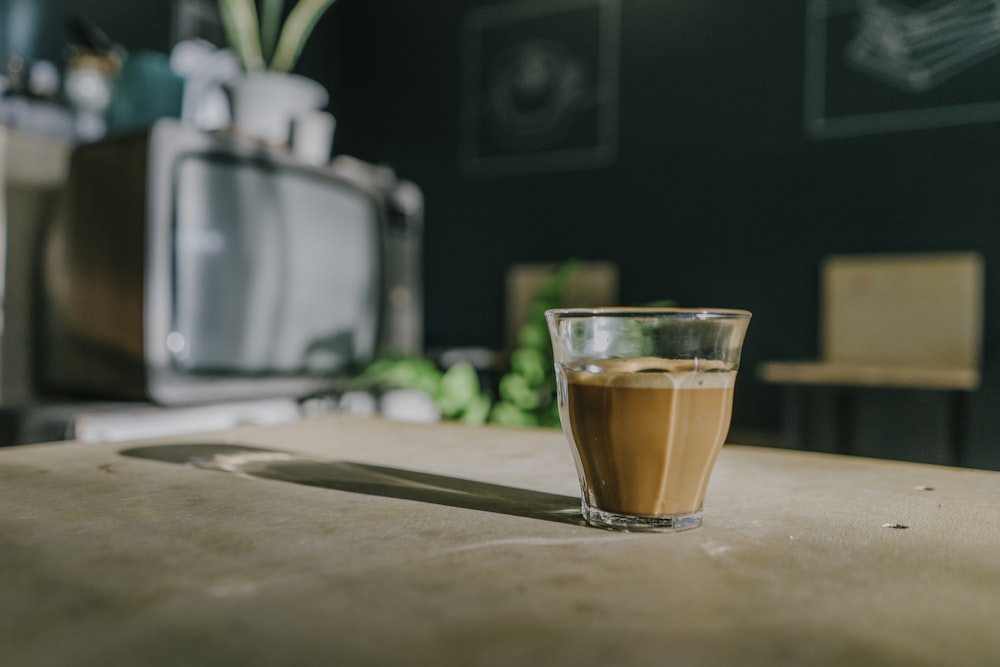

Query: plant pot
[227,71,329,147]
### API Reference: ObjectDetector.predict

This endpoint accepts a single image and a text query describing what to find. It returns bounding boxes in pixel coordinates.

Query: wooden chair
[758,252,984,464]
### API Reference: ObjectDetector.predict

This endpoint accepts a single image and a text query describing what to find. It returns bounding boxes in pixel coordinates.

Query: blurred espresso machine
[0,122,424,445]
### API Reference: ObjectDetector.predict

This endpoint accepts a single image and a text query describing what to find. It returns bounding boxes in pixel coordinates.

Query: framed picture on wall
[804,0,1000,138]
[459,0,621,177]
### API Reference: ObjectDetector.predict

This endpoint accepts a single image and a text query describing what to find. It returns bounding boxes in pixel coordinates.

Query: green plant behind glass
[356,260,675,428]
[488,260,582,428]
[355,261,584,428]
[359,356,492,425]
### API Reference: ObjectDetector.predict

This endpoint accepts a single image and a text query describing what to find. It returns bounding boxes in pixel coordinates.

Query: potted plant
[219,0,336,73]
[218,0,337,145]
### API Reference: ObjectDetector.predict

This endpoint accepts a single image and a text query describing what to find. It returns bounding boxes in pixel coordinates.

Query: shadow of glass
[121,443,584,526]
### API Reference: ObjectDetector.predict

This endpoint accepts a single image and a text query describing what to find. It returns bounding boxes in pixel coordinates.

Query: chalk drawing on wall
[460,0,620,177]
[804,0,1000,138]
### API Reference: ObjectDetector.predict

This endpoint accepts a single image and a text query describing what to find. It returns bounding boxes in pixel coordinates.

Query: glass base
[583,504,703,532]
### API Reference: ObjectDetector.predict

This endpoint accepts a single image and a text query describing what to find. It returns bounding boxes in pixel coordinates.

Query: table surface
[3,415,1000,667]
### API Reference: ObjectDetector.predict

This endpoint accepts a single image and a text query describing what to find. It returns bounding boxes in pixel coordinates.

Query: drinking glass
[545,307,751,532]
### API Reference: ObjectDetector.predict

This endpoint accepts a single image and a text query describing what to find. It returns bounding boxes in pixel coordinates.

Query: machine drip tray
[0,398,303,447]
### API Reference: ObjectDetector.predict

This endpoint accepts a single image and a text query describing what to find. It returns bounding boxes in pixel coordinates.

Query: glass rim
[545,306,751,320]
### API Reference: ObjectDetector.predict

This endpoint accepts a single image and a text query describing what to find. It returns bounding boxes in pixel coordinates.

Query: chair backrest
[821,253,984,370]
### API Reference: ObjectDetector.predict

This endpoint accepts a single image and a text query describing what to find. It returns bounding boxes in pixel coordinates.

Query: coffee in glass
[545,308,751,532]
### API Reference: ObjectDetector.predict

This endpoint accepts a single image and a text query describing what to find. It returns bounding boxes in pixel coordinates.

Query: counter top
[2,415,999,666]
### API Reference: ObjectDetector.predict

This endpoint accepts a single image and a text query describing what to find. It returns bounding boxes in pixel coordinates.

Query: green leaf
[270,0,337,72]
[510,347,547,387]
[259,0,285,64]
[362,357,441,396]
[489,402,539,427]
[539,403,562,429]
[218,0,265,71]
[499,373,540,411]
[539,259,580,302]
[460,394,492,426]
[437,361,481,418]
[517,321,548,350]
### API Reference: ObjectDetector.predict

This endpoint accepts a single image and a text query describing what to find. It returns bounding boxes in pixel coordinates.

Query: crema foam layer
[564,357,735,389]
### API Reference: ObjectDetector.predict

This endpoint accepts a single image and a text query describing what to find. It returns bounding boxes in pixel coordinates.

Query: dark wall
[308,0,1000,467]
